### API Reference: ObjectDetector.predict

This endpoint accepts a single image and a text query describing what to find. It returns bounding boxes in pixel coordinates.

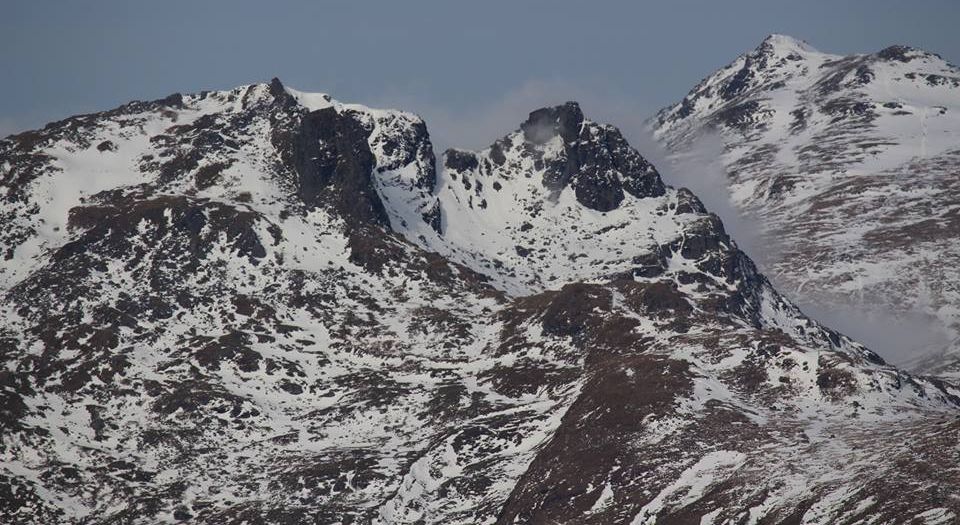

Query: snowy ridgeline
[0,74,959,524]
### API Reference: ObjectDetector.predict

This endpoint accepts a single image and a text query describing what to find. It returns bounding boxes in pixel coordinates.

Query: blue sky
[2,1,958,147]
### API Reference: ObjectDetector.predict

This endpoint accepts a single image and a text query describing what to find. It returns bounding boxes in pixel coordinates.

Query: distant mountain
[2,78,959,524]
[654,34,960,376]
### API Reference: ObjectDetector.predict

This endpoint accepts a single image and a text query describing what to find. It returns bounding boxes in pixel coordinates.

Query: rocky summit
[2,78,960,524]
[653,34,960,378]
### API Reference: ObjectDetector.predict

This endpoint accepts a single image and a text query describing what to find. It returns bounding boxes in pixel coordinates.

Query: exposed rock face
[1,78,960,524]
[653,34,960,375]
[397,102,671,295]
[520,101,665,211]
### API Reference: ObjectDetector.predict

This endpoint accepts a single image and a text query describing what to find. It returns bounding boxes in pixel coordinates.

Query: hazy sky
[2,1,959,147]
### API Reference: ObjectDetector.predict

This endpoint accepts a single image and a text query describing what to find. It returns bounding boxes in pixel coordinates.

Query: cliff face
[1,78,959,524]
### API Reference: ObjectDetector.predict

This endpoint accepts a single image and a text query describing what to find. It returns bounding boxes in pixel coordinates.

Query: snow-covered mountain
[654,34,960,376]
[2,79,960,524]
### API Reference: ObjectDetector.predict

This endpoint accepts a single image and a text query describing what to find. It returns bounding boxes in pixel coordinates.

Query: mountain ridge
[1,78,960,523]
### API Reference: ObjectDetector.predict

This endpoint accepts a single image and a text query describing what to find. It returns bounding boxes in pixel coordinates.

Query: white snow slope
[654,34,960,374]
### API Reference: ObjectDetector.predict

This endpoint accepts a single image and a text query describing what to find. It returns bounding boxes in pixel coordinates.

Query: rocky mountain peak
[411,103,681,293]
[267,76,287,98]
[519,101,584,144]
[652,35,835,131]
[875,43,942,63]
[451,101,664,213]
[757,33,820,57]
[716,34,826,101]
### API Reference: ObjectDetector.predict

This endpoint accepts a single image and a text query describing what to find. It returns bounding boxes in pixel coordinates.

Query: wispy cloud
[798,300,952,366]
[367,78,658,154]
[630,130,771,267]
[635,129,953,366]
[389,81,954,366]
